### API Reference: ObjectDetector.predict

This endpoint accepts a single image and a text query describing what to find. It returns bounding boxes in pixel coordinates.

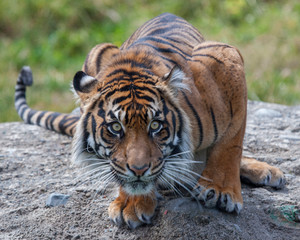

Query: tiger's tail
[15,66,79,137]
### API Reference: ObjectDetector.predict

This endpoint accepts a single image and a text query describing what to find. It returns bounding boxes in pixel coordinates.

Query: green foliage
[1,0,299,122]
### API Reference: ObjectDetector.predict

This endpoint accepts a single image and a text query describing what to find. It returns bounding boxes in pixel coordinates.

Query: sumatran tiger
[15,13,285,229]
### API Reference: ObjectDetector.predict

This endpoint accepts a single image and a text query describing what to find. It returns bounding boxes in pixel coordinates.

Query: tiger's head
[72,50,193,195]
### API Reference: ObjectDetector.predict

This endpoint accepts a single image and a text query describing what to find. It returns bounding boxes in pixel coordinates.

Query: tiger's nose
[127,163,150,176]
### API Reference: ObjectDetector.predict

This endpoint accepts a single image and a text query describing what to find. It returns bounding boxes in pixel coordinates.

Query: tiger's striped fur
[15,13,285,229]
[15,66,79,136]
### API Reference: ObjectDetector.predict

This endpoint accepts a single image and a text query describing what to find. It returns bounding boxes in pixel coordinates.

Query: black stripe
[126,42,180,65]
[103,89,116,101]
[160,95,184,143]
[15,92,26,102]
[142,15,203,42]
[95,45,118,74]
[182,92,203,148]
[170,145,182,156]
[48,112,61,131]
[58,117,67,135]
[106,68,153,79]
[194,44,232,52]
[101,75,156,94]
[229,101,233,119]
[192,54,224,64]
[132,36,192,58]
[164,30,202,44]
[97,100,106,118]
[115,84,132,92]
[100,127,113,145]
[160,128,170,141]
[151,160,164,172]
[160,35,194,49]
[135,93,155,103]
[135,86,158,97]
[171,110,177,141]
[147,26,177,36]
[129,42,190,62]
[70,126,76,136]
[91,115,100,149]
[105,80,157,92]
[174,105,183,142]
[15,85,26,92]
[83,112,91,151]
[134,80,156,86]
[16,100,27,109]
[20,106,28,120]
[36,111,47,126]
[64,117,79,128]
[112,94,131,105]
[113,58,159,70]
[210,107,218,143]
[161,98,169,116]
[61,118,79,136]
[111,161,126,172]
[27,109,38,124]
[59,115,80,135]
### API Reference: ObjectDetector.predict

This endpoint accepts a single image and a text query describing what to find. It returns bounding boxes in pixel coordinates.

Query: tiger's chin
[122,181,155,196]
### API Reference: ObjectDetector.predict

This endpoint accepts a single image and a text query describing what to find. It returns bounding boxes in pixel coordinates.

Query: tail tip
[18,66,33,86]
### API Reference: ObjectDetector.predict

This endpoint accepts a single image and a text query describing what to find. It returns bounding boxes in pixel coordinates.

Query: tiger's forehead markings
[107,99,161,127]
[111,104,126,122]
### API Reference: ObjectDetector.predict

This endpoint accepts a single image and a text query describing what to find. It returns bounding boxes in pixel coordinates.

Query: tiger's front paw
[241,157,286,189]
[108,189,157,229]
[194,179,243,214]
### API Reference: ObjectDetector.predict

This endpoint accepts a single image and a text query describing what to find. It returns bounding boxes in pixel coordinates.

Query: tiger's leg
[194,124,245,214]
[108,188,157,229]
[240,157,285,189]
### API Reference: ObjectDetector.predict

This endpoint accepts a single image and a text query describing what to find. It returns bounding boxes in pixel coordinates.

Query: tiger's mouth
[120,170,160,195]
[110,158,164,195]
[122,181,155,195]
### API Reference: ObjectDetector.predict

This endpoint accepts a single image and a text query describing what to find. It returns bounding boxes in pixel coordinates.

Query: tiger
[15,13,285,229]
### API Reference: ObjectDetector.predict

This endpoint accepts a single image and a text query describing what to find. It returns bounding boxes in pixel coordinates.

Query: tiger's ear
[82,43,120,77]
[73,71,99,102]
[161,66,190,95]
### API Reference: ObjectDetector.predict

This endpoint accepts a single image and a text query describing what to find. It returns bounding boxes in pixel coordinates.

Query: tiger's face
[72,53,193,196]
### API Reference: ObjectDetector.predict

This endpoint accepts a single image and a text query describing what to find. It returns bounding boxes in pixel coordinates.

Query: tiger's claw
[108,189,156,229]
[194,180,243,214]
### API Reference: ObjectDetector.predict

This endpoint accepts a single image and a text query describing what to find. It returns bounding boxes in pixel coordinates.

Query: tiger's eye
[112,122,122,132]
[150,121,160,131]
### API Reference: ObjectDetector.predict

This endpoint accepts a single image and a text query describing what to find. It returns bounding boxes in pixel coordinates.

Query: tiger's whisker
[70,166,111,186]
[164,169,197,188]
[164,161,202,165]
[91,174,116,200]
[165,157,201,162]
[167,151,191,158]
[79,162,109,171]
[162,171,200,205]
[158,175,184,197]
[164,164,212,182]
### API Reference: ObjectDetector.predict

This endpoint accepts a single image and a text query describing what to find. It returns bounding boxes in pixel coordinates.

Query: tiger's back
[83,13,203,78]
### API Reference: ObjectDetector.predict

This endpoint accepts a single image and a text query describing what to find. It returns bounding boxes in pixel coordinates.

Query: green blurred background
[1,0,299,122]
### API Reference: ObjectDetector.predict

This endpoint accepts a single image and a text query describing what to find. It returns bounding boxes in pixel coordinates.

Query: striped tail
[15,66,79,137]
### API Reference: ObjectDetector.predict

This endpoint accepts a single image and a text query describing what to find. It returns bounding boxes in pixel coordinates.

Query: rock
[0,100,300,240]
[254,108,283,118]
[46,193,70,207]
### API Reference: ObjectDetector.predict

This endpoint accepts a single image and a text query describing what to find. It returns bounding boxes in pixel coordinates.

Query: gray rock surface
[46,193,70,207]
[0,101,300,239]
